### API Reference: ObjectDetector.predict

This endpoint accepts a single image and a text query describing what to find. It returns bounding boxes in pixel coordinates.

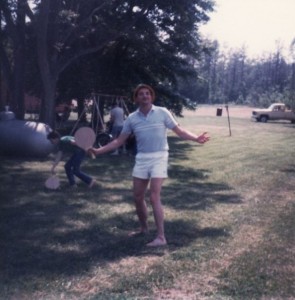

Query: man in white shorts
[89,84,209,247]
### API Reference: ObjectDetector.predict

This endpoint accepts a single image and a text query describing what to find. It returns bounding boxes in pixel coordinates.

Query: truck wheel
[260,115,268,123]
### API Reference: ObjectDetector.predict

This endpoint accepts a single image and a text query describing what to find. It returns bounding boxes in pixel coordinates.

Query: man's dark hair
[47,131,61,140]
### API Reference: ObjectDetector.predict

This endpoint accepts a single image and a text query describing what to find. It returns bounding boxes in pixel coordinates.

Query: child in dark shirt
[47,131,95,188]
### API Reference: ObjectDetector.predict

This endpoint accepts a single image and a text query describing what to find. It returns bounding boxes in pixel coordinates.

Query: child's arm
[70,139,77,146]
[51,151,62,173]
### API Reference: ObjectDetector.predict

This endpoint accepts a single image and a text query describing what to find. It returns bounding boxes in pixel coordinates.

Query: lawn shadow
[165,164,242,210]
[0,147,240,290]
[280,163,295,173]
[168,136,202,161]
[165,219,229,248]
[217,202,295,299]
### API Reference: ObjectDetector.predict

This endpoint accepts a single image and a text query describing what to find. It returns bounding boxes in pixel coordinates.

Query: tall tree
[1,0,214,126]
[0,0,28,118]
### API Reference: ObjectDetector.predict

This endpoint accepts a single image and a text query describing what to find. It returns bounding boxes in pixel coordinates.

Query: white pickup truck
[251,103,295,123]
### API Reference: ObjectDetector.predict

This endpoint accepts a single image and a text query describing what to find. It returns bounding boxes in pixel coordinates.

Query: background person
[109,102,126,155]
[89,84,209,247]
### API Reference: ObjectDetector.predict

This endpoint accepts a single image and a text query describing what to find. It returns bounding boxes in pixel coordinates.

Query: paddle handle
[87,147,96,159]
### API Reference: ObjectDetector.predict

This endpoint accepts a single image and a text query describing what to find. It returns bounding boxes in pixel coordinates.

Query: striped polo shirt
[121,105,178,153]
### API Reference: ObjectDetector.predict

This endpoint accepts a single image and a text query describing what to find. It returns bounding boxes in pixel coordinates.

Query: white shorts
[132,151,169,179]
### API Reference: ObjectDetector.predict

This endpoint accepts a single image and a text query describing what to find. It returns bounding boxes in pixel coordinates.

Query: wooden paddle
[74,127,96,159]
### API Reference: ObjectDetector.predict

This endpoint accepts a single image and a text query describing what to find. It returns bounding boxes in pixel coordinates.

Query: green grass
[0,111,294,299]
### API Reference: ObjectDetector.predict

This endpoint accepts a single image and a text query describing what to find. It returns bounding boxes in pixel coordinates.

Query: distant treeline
[180,40,295,108]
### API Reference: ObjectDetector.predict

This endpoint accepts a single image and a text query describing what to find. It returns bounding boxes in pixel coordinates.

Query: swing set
[69,93,130,147]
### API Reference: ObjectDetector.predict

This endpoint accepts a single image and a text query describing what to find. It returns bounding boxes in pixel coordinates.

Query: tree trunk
[39,77,57,128]
[36,0,56,128]
[13,0,26,119]
[13,39,25,119]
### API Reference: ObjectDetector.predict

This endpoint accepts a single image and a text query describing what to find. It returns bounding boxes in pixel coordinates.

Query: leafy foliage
[56,0,215,116]
[191,40,295,108]
[0,0,214,126]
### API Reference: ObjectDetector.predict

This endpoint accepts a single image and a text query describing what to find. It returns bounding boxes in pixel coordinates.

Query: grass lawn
[1,106,294,299]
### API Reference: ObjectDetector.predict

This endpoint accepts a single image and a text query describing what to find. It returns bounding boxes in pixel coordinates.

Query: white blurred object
[45,175,60,190]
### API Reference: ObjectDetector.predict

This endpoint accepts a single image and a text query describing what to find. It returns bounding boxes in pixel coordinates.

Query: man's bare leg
[146,178,167,247]
[131,177,149,234]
